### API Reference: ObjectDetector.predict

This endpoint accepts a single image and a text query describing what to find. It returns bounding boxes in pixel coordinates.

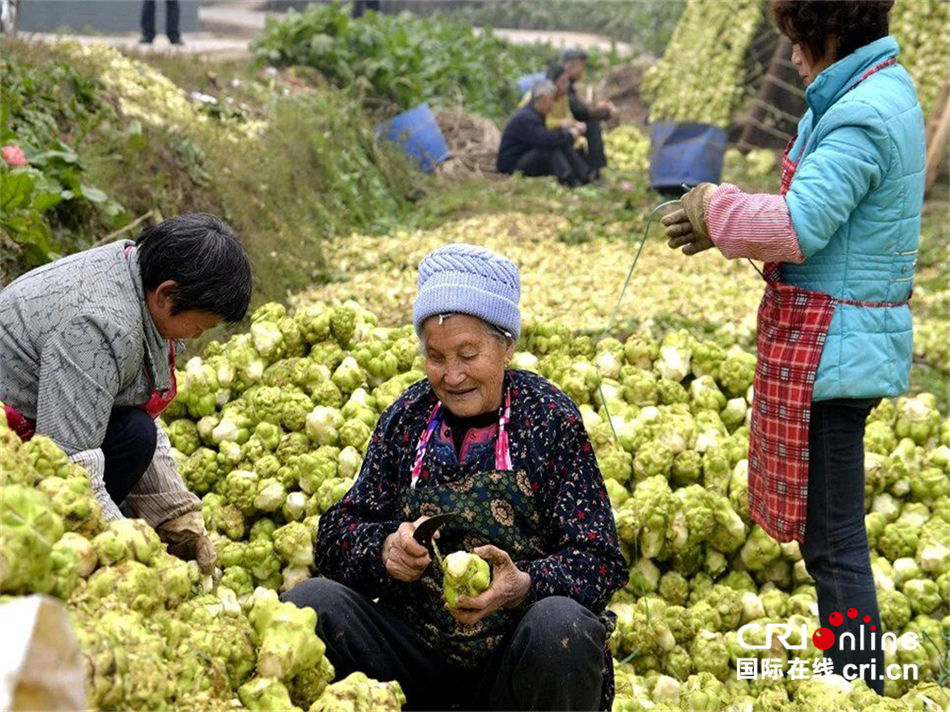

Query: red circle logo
[871,625,876,631]
[847,608,858,619]
[813,628,836,650]
[829,612,844,627]
[863,615,871,623]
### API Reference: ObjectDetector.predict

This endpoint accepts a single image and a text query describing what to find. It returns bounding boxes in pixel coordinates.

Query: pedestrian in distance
[561,47,615,180]
[140,0,182,45]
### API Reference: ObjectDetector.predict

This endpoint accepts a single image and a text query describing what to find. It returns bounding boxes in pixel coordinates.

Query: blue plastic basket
[649,121,728,192]
[375,103,451,173]
[517,71,547,95]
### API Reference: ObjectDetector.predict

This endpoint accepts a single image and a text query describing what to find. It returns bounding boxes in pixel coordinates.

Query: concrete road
[23,2,631,61]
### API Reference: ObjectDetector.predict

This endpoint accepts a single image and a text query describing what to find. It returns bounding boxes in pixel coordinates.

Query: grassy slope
[2,39,421,347]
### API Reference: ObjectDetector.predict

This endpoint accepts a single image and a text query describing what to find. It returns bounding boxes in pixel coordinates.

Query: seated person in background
[561,47,616,179]
[518,64,589,154]
[496,80,590,187]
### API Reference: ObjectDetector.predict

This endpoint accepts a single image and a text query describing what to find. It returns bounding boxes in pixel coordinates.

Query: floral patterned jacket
[315,368,628,631]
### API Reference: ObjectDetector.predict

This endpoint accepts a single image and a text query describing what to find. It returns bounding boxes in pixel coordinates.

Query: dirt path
[24,31,253,60]
[474,27,635,57]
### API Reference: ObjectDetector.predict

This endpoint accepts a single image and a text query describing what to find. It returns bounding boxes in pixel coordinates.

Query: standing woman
[663,1,923,694]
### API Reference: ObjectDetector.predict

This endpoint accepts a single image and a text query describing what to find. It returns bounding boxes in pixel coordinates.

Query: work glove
[156,510,217,575]
[662,183,717,256]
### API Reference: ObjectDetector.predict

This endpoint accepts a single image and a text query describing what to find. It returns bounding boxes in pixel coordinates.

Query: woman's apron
[3,245,178,442]
[388,387,617,709]
[747,58,905,544]
[388,389,549,667]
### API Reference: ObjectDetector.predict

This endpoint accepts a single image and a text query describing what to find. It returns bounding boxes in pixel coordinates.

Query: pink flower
[2,145,28,168]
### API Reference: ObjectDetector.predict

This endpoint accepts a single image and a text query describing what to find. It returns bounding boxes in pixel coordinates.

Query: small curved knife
[412,512,457,567]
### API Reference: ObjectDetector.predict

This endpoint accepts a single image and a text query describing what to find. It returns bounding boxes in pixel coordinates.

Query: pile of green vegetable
[641,0,764,127]
[0,415,403,712]
[1,296,948,710]
[642,0,950,129]
[888,0,950,119]
[147,302,950,708]
[252,2,551,119]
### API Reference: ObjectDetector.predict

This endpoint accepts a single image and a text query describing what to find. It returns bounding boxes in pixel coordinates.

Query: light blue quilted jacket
[781,36,925,401]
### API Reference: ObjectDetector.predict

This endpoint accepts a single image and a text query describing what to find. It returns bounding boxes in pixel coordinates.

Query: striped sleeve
[71,448,124,521]
[125,422,201,527]
[706,183,805,264]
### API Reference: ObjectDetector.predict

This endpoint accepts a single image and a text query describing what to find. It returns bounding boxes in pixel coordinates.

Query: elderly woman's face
[422,314,515,417]
[534,92,555,115]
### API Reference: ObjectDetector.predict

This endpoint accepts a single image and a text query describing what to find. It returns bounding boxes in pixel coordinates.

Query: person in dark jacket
[496,80,590,187]
[562,48,616,177]
[283,244,628,711]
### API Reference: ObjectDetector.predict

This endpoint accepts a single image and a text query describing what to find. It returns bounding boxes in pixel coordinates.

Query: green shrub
[253,2,550,119]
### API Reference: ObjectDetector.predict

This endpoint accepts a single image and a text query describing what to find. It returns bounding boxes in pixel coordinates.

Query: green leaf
[1,171,35,212]
[29,148,80,167]
[79,184,108,203]
[31,191,63,212]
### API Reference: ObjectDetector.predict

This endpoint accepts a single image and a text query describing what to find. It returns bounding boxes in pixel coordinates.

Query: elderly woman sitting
[283,245,627,711]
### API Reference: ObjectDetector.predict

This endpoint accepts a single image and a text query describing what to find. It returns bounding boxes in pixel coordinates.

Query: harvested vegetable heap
[0,407,403,712]
[642,0,950,128]
[4,295,947,710]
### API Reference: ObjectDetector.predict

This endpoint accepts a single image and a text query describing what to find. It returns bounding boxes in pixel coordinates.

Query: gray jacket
[0,241,199,524]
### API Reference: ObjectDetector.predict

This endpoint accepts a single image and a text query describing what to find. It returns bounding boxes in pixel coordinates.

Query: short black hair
[136,213,252,323]
[547,63,568,82]
[771,1,894,63]
[561,48,588,63]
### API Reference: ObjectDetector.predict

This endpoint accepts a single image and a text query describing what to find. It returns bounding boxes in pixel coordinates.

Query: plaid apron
[747,58,904,543]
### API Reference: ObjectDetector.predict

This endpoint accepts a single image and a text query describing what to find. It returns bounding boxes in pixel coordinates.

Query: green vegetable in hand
[442,551,491,608]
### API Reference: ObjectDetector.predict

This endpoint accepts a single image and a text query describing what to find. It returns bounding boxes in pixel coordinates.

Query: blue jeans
[802,398,884,694]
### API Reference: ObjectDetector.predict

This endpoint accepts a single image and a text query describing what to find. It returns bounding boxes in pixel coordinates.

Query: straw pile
[434,109,503,181]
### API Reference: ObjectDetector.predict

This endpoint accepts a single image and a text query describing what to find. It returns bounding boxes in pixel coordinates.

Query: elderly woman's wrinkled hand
[447,545,531,625]
[382,517,435,583]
